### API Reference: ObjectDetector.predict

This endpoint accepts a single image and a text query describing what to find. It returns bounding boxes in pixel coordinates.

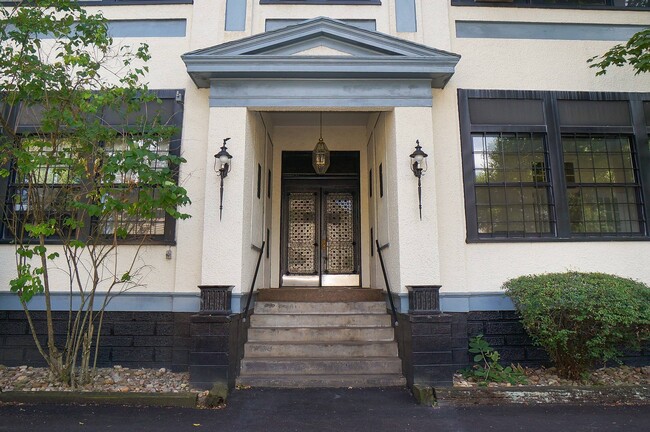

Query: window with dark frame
[452,0,650,10]
[562,134,643,236]
[471,132,554,237]
[0,90,184,245]
[459,89,650,242]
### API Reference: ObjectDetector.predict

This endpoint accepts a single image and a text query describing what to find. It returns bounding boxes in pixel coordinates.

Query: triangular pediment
[183,17,460,89]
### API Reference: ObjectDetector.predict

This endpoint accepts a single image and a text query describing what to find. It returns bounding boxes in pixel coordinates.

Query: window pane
[471,132,554,237]
[99,188,166,237]
[105,138,170,184]
[99,138,171,238]
[562,134,644,235]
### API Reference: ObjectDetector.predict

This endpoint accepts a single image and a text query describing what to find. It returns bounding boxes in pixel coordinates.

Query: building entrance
[280,152,360,287]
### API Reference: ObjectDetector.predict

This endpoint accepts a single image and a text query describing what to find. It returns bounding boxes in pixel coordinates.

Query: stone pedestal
[395,285,466,387]
[189,285,247,390]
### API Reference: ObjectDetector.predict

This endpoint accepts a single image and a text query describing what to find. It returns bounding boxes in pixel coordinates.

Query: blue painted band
[265,19,376,32]
[456,21,648,41]
[0,292,200,313]
[108,20,187,38]
[209,78,433,107]
[225,0,247,32]
[440,292,515,313]
[1,291,514,314]
[395,0,417,33]
[395,291,515,313]
[8,19,187,39]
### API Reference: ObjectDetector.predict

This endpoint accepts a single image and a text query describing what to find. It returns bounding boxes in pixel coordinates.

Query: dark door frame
[280,177,361,287]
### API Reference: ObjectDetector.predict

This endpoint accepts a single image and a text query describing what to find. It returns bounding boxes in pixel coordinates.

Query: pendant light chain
[319,111,323,140]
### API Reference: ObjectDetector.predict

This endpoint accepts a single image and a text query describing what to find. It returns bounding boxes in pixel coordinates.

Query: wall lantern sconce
[409,140,428,221]
[214,137,233,221]
[312,112,330,174]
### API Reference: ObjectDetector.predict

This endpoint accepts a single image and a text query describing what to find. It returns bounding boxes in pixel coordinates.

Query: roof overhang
[182,17,460,90]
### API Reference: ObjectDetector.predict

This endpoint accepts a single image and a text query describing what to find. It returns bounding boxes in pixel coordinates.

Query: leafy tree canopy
[589,28,650,76]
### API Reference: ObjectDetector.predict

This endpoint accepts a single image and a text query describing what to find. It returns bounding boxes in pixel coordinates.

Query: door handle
[321,238,327,252]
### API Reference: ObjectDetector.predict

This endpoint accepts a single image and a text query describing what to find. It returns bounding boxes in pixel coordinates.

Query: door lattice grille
[326,193,355,274]
[287,193,317,274]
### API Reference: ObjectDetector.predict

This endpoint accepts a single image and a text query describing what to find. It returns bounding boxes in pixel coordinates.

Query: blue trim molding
[395,0,417,33]
[456,21,648,41]
[396,291,515,313]
[209,78,434,107]
[11,19,187,39]
[225,0,247,31]
[0,292,200,312]
[108,19,187,38]
[265,19,376,32]
[440,292,515,312]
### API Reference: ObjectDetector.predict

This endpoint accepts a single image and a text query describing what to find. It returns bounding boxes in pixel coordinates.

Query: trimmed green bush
[504,272,650,380]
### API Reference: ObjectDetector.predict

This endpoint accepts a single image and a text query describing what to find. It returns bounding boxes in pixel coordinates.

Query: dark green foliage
[461,335,528,386]
[504,272,650,380]
[0,0,190,386]
[589,28,650,75]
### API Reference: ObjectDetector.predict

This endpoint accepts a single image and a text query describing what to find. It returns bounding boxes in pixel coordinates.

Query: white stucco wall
[3,0,650,308]
[423,4,650,295]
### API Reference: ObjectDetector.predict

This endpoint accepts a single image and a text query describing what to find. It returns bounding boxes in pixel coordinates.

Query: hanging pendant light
[312,112,330,174]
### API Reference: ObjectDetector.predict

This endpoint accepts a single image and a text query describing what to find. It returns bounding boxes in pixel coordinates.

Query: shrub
[504,272,650,380]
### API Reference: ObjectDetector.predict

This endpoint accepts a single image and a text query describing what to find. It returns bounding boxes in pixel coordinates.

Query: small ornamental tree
[0,0,190,386]
[504,272,650,380]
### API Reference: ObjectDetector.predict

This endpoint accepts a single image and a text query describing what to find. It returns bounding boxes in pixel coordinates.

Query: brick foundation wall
[0,310,192,371]
[463,311,549,366]
[396,309,649,387]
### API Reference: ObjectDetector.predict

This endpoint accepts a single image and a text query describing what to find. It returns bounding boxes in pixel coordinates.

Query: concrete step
[255,301,387,315]
[240,357,403,375]
[247,326,395,342]
[250,313,391,328]
[236,374,406,388]
[244,341,398,358]
[257,288,383,302]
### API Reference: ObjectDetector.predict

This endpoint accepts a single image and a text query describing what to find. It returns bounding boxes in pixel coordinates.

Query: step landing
[256,287,384,302]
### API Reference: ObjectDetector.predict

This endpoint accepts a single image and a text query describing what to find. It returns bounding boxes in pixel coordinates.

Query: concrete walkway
[1,387,649,432]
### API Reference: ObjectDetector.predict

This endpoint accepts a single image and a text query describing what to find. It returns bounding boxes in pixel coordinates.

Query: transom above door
[281,152,360,287]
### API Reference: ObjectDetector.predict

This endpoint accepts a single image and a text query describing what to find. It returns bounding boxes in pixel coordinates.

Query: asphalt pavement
[1,387,648,432]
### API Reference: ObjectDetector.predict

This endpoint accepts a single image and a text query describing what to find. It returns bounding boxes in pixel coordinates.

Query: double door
[281,179,360,287]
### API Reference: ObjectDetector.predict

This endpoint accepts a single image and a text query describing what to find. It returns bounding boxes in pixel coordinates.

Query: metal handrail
[375,239,398,327]
[243,240,265,321]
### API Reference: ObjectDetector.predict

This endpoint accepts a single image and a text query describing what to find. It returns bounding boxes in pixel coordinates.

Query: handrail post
[376,239,398,327]
[243,240,265,321]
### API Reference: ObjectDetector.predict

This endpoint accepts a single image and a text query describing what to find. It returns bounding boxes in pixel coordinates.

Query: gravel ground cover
[2,364,649,395]
[454,365,650,388]
[0,365,194,394]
